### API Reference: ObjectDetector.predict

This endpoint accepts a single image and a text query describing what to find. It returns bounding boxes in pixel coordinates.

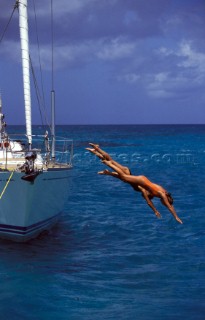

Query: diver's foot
[89,143,99,150]
[86,148,104,159]
[86,148,97,156]
[98,169,110,175]
[85,148,95,152]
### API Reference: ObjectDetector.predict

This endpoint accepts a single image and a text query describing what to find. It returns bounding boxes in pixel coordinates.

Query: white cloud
[155,72,169,82]
[33,0,98,17]
[158,40,205,73]
[37,37,137,69]
[157,47,174,56]
[177,41,205,72]
[0,35,137,72]
[147,40,205,98]
[146,73,174,98]
[146,70,202,99]
[29,41,94,69]
[96,37,136,61]
[0,40,21,63]
[118,73,140,84]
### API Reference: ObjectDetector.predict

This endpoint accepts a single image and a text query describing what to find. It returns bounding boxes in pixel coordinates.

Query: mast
[51,90,55,160]
[18,0,32,147]
[51,0,55,160]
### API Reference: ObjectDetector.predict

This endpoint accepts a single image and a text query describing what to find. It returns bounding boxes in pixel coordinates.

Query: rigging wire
[29,1,51,130]
[32,0,47,125]
[0,0,55,133]
[0,1,18,44]
[29,54,52,132]
[51,0,54,91]
[29,55,45,127]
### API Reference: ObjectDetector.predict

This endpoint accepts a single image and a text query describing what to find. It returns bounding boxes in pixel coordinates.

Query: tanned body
[86,143,183,224]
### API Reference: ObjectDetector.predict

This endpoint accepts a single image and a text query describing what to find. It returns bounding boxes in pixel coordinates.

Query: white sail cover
[19,0,32,145]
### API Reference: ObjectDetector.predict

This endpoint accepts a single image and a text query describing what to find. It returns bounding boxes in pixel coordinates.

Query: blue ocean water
[0,125,205,320]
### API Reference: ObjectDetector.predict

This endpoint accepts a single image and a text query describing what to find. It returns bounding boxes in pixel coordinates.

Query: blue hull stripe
[0,213,61,236]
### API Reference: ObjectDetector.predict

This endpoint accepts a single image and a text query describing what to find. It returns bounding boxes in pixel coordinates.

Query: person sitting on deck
[86,143,183,224]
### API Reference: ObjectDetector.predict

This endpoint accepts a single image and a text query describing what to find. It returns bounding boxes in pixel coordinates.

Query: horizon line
[7,123,205,126]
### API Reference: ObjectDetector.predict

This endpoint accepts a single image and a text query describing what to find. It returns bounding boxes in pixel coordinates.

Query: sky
[0,0,205,125]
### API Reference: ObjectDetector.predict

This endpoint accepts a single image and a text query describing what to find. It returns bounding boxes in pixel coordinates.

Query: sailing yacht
[0,0,73,241]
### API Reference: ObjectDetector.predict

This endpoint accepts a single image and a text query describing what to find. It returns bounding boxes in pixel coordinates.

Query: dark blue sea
[0,125,205,320]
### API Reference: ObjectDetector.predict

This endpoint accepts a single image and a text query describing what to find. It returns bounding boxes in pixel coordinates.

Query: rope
[0,171,14,199]
[0,2,18,44]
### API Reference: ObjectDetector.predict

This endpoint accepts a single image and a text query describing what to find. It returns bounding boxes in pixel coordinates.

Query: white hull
[0,168,71,242]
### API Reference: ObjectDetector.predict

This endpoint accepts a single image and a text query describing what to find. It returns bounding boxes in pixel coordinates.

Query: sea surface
[0,125,205,320]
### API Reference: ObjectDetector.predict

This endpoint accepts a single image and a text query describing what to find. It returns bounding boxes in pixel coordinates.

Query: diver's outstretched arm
[138,186,161,218]
[160,192,183,224]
